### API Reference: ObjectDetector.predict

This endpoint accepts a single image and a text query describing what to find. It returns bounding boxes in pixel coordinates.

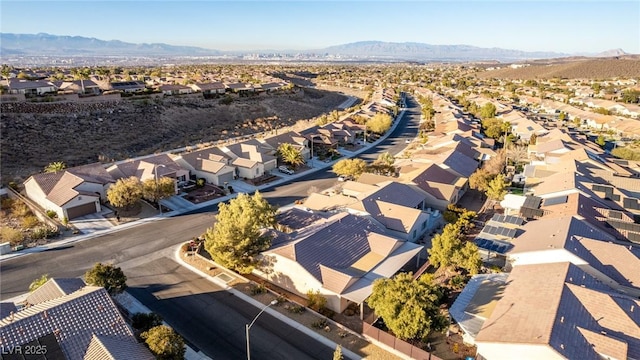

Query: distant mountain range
[0,33,628,62]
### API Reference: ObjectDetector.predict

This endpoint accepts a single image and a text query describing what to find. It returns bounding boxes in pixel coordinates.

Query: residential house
[507,216,640,297]
[159,84,192,96]
[107,154,190,192]
[474,262,640,360]
[110,81,146,93]
[398,162,467,210]
[226,82,254,95]
[191,82,226,95]
[255,211,423,314]
[262,131,311,161]
[221,139,277,179]
[410,148,479,178]
[55,80,101,95]
[6,79,56,96]
[172,147,236,186]
[305,180,439,242]
[24,163,115,220]
[0,279,154,360]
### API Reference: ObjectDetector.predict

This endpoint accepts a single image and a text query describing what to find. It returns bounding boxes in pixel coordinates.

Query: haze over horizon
[1,0,639,55]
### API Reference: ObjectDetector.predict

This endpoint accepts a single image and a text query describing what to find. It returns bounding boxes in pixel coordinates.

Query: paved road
[0,94,422,358]
[125,254,334,360]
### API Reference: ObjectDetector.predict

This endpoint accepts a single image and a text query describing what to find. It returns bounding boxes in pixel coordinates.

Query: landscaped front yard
[0,197,59,249]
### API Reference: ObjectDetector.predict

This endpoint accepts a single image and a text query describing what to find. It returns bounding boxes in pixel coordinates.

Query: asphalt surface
[0,94,422,359]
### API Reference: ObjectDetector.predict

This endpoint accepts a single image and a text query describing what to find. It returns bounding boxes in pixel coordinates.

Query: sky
[1,0,639,54]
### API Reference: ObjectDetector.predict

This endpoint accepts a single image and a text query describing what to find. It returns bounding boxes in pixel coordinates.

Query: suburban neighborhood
[1,28,640,360]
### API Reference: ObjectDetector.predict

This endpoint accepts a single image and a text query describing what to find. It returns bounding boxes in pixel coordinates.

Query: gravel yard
[1,88,347,184]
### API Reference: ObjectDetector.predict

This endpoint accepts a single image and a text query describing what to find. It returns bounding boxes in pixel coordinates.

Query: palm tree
[278,143,305,168]
[44,161,66,173]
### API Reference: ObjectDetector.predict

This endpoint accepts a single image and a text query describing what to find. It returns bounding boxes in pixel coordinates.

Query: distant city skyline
[1,1,639,54]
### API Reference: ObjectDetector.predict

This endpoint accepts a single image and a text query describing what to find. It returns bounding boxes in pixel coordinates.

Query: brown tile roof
[84,334,155,360]
[26,278,86,306]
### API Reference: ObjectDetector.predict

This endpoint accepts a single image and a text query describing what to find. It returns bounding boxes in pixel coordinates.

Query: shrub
[31,226,58,240]
[250,283,267,295]
[287,304,306,314]
[180,243,190,253]
[196,178,205,187]
[8,181,18,190]
[306,289,327,311]
[1,198,14,210]
[0,227,24,245]
[61,217,68,226]
[311,318,328,329]
[12,202,31,217]
[21,216,40,228]
[46,210,58,218]
[132,312,163,333]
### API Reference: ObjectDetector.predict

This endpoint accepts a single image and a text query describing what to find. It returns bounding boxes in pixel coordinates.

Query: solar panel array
[608,210,623,220]
[520,207,544,219]
[543,196,569,207]
[624,197,640,210]
[483,225,517,238]
[475,238,512,254]
[523,196,542,209]
[491,214,525,226]
[607,219,640,233]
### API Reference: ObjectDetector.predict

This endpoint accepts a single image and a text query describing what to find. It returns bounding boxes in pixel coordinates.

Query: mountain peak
[596,48,627,57]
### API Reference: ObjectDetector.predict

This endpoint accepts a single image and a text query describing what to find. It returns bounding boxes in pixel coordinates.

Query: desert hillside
[477,57,640,79]
[1,89,347,182]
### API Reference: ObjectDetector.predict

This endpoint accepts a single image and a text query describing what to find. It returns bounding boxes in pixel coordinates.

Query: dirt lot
[1,88,348,184]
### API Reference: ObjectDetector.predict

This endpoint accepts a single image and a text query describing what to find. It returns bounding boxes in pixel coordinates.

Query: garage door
[66,202,97,219]
[218,172,234,185]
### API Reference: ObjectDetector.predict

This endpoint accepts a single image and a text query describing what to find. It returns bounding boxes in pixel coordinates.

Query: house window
[422,221,426,230]
[78,196,82,200]
[256,168,259,175]
[413,230,417,239]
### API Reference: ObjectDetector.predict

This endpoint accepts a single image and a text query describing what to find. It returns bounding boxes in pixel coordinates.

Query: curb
[174,245,363,360]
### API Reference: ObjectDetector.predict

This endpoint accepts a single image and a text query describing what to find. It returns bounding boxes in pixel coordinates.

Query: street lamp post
[246,300,278,360]
[153,164,166,215]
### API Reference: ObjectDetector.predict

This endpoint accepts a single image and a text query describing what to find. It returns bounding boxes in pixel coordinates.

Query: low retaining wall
[6,187,64,231]
[362,322,438,360]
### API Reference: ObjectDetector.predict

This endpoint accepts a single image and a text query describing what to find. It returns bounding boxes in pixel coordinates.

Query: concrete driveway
[70,208,114,234]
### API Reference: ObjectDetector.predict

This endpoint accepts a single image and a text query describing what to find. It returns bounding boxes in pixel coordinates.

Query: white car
[405,138,412,144]
[278,166,294,175]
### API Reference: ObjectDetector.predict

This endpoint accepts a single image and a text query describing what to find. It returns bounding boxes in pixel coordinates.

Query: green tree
[611,147,640,161]
[479,102,497,119]
[141,325,186,360]
[367,273,447,340]
[366,113,393,134]
[621,89,640,104]
[84,262,127,295]
[469,168,493,192]
[596,135,606,147]
[277,143,305,168]
[481,118,505,140]
[132,312,164,333]
[529,133,538,145]
[332,158,367,178]
[44,161,66,173]
[573,117,582,127]
[204,191,276,274]
[429,223,481,275]
[486,173,507,201]
[367,152,396,176]
[142,177,175,204]
[428,223,463,269]
[29,274,49,292]
[558,112,566,121]
[107,176,143,209]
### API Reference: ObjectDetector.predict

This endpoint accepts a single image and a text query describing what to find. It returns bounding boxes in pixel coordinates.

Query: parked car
[278,166,294,175]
